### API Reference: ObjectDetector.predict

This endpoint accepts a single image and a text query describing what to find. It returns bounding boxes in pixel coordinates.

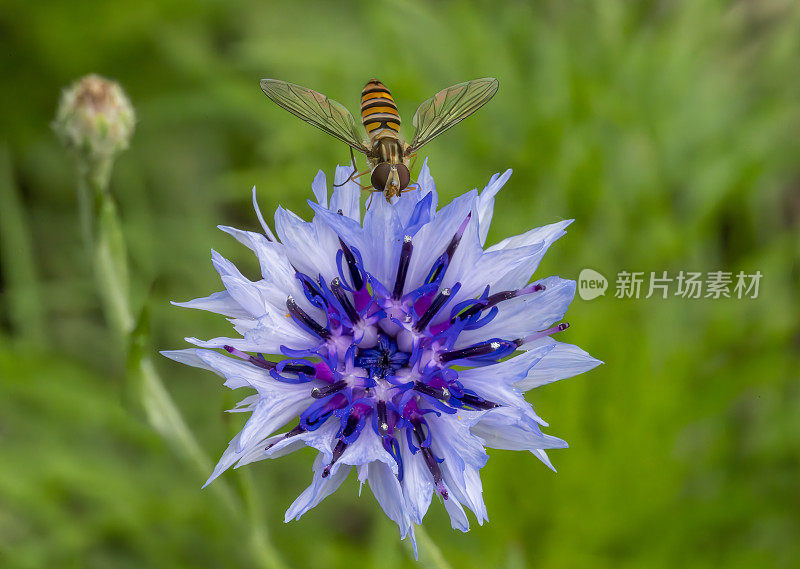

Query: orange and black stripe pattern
[361,79,401,140]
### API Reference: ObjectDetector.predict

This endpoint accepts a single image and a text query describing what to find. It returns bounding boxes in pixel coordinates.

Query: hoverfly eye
[397,164,411,190]
[371,163,391,190]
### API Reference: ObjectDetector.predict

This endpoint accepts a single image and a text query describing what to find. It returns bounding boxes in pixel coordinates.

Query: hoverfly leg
[334,162,371,188]
[407,153,418,174]
[349,146,357,170]
[334,169,370,187]
[360,184,381,211]
[334,148,363,187]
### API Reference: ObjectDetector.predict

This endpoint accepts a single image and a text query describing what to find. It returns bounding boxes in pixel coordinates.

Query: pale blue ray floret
[162,160,601,554]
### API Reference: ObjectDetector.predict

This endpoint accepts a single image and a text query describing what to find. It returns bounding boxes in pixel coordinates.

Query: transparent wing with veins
[408,78,499,154]
[260,79,370,154]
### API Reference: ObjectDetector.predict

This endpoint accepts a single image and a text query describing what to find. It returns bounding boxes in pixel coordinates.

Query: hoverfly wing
[407,77,499,154]
[260,79,370,154]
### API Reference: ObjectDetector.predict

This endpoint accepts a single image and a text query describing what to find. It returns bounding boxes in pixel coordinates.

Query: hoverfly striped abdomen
[361,79,401,141]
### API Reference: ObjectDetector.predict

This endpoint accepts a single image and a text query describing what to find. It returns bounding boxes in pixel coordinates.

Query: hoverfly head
[372,163,410,201]
[371,162,391,192]
[396,164,411,191]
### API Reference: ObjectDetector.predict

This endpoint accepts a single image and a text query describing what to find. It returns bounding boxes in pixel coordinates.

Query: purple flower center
[225,214,567,497]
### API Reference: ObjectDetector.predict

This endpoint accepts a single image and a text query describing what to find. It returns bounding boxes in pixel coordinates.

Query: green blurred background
[1,0,799,567]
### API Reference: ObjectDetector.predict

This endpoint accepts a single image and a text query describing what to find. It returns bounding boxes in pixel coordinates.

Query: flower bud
[53,74,135,160]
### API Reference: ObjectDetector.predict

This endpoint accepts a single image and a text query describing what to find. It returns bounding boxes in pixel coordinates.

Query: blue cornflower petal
[311,169,328,208]
[516,341,604,390]
[285,454,351,522]
[475,168,512,246]
[330,165,361,221]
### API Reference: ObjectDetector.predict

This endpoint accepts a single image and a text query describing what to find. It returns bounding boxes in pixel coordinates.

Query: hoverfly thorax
[260,75,499,206]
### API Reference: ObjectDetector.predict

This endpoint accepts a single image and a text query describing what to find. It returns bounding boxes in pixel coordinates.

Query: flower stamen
[414,287,453,332]
[438,339,516,364]
[425,213,471,285]
[286,296,331,339]
[338,238,364,291]
[413,381,451,401]
[266,424,305,451]
[322,439,348,478]
[393,236,413,299]
[330,277,360,324]
[453,283,546,322]
[458,392,500,410]
[311,380,348,399]
[223,345,276,369]
[515,322,570,345]
[421,447,448,499]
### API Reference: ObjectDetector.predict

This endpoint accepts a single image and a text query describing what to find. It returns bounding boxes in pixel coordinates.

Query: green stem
[0,144,46,343]
[74,153,288,569]
[75,164,94,257]
[236,470,290,569]
[81,157,133,337]
[414,526,454,569]
[127,309,238,512]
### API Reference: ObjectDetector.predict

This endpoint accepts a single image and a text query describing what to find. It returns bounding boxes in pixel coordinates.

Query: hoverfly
[260,77,499,205]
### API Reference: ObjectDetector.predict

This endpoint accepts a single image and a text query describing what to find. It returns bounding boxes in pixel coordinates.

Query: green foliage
[1,0,799,567]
